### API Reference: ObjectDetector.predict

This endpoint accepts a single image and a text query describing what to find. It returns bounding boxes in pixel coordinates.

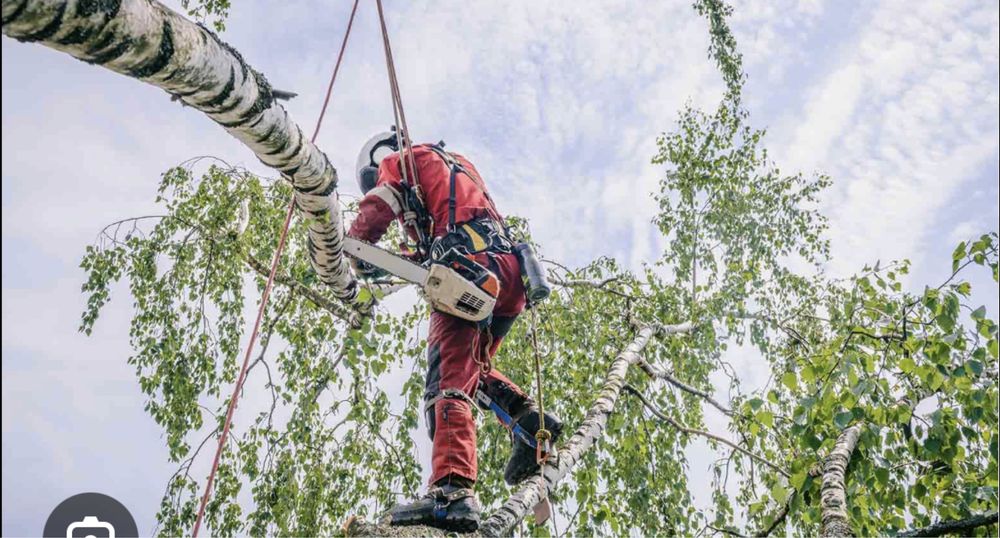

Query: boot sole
[391,515,479,533]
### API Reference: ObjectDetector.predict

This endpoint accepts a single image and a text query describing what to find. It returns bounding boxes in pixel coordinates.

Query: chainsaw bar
[343,237,428,285]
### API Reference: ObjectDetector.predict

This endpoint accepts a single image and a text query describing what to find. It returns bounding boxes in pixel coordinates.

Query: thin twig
[623,384,789,478]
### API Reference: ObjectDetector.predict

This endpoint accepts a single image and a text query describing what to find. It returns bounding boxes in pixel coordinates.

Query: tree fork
[2,0,359,302]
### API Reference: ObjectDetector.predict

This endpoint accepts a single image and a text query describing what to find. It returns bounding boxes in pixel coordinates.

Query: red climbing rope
[191,1,360,535]
[375,0,419,183]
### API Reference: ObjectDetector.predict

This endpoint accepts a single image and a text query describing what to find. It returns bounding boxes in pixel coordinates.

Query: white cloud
[771,0,999,277]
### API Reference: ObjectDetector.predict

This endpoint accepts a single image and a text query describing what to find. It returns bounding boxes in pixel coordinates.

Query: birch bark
[819,424,862,537]
[2,0,359,301]
[479,321,695,537]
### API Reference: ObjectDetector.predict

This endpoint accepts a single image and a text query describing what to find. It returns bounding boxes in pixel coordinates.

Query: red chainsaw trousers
[425,250,528,486]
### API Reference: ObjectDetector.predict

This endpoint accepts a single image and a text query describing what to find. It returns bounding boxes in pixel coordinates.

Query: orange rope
[191,1,360,535]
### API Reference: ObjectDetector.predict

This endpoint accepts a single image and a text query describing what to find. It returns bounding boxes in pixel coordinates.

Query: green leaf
[952,241,967,271]
[756,410,775,428]
[800,366,816,383]
[781,372,798,391]
[875,467,889,486]
[790,470,808,490]
[771,483,789,504]
[834,411,854,429]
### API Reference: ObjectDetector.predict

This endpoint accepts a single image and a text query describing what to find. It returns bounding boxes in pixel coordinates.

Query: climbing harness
[190,1,361,535]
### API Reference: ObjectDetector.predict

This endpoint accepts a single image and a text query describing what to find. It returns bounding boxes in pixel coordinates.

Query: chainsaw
[345,237,555,524]
[343,237,500,322]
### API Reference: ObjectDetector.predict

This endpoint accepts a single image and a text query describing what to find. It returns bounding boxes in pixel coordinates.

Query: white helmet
[356,130,398,194]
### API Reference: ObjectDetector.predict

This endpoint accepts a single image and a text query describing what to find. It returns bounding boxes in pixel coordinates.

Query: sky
[2,0,999,535]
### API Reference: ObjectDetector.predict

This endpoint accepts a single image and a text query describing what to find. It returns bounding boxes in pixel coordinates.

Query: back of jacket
[348,144,502,245]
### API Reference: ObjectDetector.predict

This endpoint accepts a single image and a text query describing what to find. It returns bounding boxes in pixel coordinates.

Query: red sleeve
[346,155,405,243]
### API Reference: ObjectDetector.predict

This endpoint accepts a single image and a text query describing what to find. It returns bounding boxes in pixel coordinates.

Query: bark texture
[479,321,694,537]
[2,0,358,301]
[819,393,934,538]
[820,424,862,537]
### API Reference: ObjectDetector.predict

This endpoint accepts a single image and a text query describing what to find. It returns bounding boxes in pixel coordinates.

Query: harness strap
[425,143,503,229]
[474,390,539,450]
[424,387,476,411]
[448,159,458,231]
[398,177,434,257]
[423,387,539,450]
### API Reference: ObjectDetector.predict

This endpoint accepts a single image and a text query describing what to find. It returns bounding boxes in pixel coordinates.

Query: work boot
[504,408,563,485]
[387,484,481,532]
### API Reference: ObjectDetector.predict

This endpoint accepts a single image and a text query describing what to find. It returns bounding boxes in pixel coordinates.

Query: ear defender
[359,165,379,194]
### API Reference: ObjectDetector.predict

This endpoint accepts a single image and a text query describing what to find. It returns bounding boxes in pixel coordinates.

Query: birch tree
[4,0,998,536]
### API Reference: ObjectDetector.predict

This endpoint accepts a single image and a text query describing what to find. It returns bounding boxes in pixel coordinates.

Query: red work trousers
[425,250,529,485]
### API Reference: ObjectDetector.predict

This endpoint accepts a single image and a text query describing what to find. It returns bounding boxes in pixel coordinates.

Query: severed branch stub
[479,321,694,537]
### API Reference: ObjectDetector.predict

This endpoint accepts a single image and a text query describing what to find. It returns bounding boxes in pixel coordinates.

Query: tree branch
[735,312,811,352]
[479,322,694,536]
[623,384,788,478]
[820,391,934,537]
[551,276,642,300]
[898,511,999,537]
[552,276,621,290]
[246,256,357,324]
[3,0,359,301]
[753,491,793,537]
[637,359,733,416]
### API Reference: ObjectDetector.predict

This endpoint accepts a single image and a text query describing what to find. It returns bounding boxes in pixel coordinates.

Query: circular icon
[43,492,138,538]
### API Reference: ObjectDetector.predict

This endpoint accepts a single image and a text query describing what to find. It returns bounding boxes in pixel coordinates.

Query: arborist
[347,130,563,532]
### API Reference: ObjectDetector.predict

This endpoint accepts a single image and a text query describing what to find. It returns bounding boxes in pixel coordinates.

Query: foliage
[181,0,232,32]
[81,161,425,535]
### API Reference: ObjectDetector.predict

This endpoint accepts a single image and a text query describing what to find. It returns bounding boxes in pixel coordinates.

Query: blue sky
[3,0,998,535]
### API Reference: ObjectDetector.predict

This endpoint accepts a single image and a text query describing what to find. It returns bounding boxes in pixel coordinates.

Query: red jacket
[348,144,502,245]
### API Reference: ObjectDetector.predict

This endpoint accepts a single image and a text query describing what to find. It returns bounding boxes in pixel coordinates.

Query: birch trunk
[819,424,861,538]
[479,321,694,537]
[2,0,358,301]
[819,392,932,538]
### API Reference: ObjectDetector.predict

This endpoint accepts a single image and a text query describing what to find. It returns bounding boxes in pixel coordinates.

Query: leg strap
[474,389,538,450]
[425,387,540,450]
[424,388,475,441]
[424,388,476,412]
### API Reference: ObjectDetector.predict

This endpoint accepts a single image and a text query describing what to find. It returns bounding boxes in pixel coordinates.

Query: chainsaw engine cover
[422,250,500,322]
